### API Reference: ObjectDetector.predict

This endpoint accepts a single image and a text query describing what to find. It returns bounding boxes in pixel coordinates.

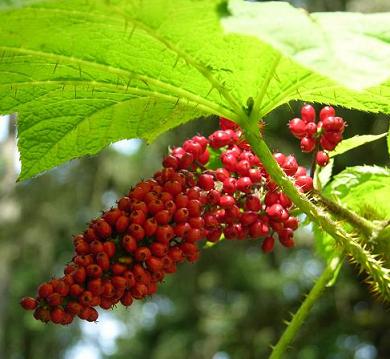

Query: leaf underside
[1,0,390,179]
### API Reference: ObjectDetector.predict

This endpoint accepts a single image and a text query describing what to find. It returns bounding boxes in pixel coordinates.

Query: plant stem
[310,142,320,178]
[269,256,341,359]
[242,122,390,301]
[311,190,378,238]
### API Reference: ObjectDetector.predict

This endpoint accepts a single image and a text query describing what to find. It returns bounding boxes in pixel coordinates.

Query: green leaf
[224,0,390,90]
[316,166,390,265]
[329,133,387,157]
[2,0,390,179]
[324,166,390,215]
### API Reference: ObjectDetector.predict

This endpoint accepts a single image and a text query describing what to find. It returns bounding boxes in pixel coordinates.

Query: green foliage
[314,166,390,292]
[224,1,390,90]
[329,133,387,157]
[1,0,390,179]
[325,166,390,216]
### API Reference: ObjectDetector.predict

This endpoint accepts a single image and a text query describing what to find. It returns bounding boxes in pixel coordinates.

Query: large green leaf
[223,0,390,90]
[1,0,390,179]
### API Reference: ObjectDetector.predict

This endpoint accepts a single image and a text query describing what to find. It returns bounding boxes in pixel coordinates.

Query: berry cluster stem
[309,142,320,178]
[242,122,390,300]
[269,256,342,359]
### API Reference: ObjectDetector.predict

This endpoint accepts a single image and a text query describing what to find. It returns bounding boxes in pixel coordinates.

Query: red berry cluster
[288,105,346,167]
[21,116,313,324]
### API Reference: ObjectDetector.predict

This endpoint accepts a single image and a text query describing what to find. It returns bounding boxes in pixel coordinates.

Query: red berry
[183,140,202,158]
[316,151,329,167]
[135,247,152,262]
[95,220,112,239]
[156,225,174,243]
[198,174,215,190]
[144,217,158,236]
[163,154,179,169]
[301,104,316,123]
[295,175,313,192]
[282,155,298,176]
[219,195,235,208]
[289,118,306,139]
[305,122,317,136]
[51,307,65,324]
[38,283,53,298]
[248,168,262,183]
[320,135,338,151]
[319,106,335,121]
[219,117,239,131]
[245,195,261,212]
[300,136,316,153]
[20,297,38,310]
[223,177,237,195]
[118,197,131,211]
[262,236,275,253]
[128,223,145,241]
[236,177,252,193]
[116,215,130,233]
[215,168,230,181]
[103,241,116,257]
[103,208,122,226]
[236,160,251,176]
[155,210,172,225]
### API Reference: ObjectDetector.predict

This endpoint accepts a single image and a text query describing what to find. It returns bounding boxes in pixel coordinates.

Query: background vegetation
[0,0,389,358]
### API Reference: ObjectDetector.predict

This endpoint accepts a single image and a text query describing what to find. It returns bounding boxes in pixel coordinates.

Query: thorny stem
[242,122,390,300]
[269,256,342,359]
[311,190,380,238]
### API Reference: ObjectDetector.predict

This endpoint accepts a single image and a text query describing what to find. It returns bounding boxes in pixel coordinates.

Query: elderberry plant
[1,0,390,357]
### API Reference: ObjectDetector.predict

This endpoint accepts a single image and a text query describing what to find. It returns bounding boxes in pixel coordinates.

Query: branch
[311,190,379,238]
[241,122,390,301]
[269,256,342,359]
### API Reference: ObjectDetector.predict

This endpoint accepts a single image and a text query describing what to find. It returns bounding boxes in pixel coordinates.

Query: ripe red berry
[261,236,275,253]
[215,168,230,181]
[289,118,306,139]
[219,117,239,131]
[245,195,261,212]
[316,151,329,167]
[320,135,338,151]
[219,195,235,208]
[319,106,335,121]
[115,215,130,233]
[301,104,316,123]
[198,174,214,190]
[305,122,317,136]
[135,247,152,262]
[273,152,286,166]
[20,297,38,310]
[95,220,112,239]
[38,283,53,298]
[236,177,252,193]
[300,136,316,153]
[295,175,313,192]
[282,155,298,176]
[223,177,237,195]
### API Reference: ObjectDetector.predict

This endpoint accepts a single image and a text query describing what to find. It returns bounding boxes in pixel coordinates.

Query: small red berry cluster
[288,105,346,167]
[21,116,314,324]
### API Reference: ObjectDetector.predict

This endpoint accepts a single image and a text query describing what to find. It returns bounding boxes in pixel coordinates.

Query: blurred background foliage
[0,0,390,358]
